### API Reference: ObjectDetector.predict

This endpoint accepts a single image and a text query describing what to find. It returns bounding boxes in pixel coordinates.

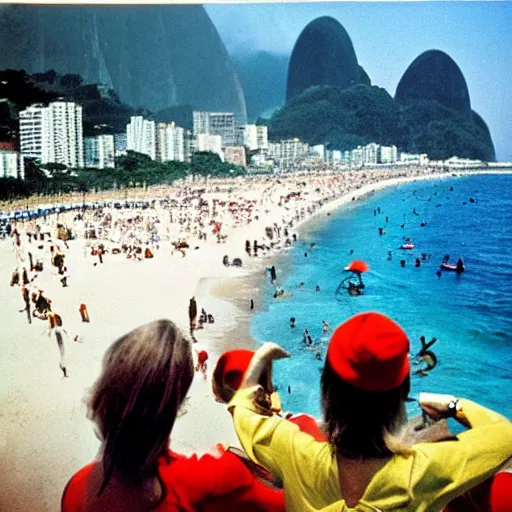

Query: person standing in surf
[188,296,198,334]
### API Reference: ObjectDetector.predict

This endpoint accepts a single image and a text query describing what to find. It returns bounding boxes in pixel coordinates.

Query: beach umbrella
[345,260,369,274]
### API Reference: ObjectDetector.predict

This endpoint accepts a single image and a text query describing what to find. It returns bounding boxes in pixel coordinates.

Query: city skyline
[206,1,512,161]
[1,2,510,162]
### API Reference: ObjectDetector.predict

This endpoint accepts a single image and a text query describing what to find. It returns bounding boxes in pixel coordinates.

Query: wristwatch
[447,398,462,417]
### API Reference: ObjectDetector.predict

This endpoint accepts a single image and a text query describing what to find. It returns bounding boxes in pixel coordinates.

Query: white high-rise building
[193,111,236,146]
[267,138,309,168]
[84,135,115,169]
[363,143,379,165]
[379,145,398,164]
[0,151,25,179]
[157,122,185,162]
[197,133,223,160]
[19,101,84,168]
[114,133,127,156]
[256,125,268,150]
[236,125,258,150]
[236,124,269,151]
[351,146,364,167]
[19,104,51,163]
[311,144,325,160]
[126,116,156,160]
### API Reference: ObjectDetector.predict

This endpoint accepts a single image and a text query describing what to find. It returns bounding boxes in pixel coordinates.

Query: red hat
[327,312,410,391]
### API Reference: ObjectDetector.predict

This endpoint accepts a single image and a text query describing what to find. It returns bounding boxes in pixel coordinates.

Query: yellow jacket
[229,390,512,511]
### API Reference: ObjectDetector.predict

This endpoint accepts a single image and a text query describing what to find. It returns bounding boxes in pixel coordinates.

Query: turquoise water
[252,174,512,420]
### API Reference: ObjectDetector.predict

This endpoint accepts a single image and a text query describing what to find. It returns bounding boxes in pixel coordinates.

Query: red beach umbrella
[345,260,369,274]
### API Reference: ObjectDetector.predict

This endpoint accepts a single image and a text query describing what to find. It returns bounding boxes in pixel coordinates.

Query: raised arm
[417,396,512,509]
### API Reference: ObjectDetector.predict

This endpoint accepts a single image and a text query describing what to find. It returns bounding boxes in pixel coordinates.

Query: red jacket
[62,449,285,512]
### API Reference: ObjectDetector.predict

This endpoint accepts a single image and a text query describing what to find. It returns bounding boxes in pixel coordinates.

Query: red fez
[213,349,255,391]
[327,312,410,391]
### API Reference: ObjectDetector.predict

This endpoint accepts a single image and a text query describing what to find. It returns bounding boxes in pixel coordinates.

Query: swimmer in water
[303,329,314,346]
[322,320,329,334]
[273,287,285,299]
[290,317,296,329]
[417,336,437,357]
[348,282,363,296]
[413,350,437,377]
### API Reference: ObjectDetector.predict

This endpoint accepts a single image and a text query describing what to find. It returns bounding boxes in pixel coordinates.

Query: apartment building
[193,111,236,146]
[0,150,24,179]
[197,133,223,160]
[19,101,84,168]
[127,116,156,160]
[84,134,115,169]
[156,122,185,162]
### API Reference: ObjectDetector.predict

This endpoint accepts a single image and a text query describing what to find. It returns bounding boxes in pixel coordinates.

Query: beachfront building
[267,138,310,168]
[445,156,484,169]
[193,111,236,146]
[379,145,398,164]
[156,122,185,162]
[363,143,379,165]
[236,125,257,150]
[19,104,51,163]
[126,116,156,160]
[84,135,115,169]
[183,130,195,163]
[351,146,364,167]
[311,144,325,160]
[256,125,269,150]
[197,133,224,160]
[400,152,429,167]
[224,145,247,169]
[236,124,269,151]
[0,150,24,179]
[114,133,127,157]
[19,101,84,168]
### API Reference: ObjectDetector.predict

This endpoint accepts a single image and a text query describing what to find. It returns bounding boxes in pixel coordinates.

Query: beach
[1,167,510,512]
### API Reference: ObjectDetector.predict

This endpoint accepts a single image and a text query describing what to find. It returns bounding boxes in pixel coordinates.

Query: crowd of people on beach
[3,166,511,511]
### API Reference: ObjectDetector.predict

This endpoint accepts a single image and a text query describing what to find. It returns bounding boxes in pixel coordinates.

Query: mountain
[395,50,471,120]
[286,16,360,102]
[395,49,495,160]
[269,85,410,152]
[0,5,247,124]
[267,83,496,161]
[471,111,496,161]
[401,99,496,161]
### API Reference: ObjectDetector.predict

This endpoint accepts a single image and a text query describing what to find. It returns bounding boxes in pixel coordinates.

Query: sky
[206,2,512,161]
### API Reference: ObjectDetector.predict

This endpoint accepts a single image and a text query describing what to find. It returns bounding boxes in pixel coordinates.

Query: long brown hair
[321,359,410,459]
[88,319,194,494]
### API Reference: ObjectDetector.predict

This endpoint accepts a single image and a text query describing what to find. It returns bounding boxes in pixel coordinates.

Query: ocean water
[252,174,512,420]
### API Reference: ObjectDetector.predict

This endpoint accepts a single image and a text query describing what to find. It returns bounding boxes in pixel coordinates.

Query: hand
[419,392,458,420]
[242,342,290,390]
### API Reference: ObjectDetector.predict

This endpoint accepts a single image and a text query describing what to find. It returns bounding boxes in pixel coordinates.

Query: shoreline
[203,169,510,366]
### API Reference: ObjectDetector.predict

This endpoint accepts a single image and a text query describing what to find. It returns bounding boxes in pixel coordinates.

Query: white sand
[0,168,509,512]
